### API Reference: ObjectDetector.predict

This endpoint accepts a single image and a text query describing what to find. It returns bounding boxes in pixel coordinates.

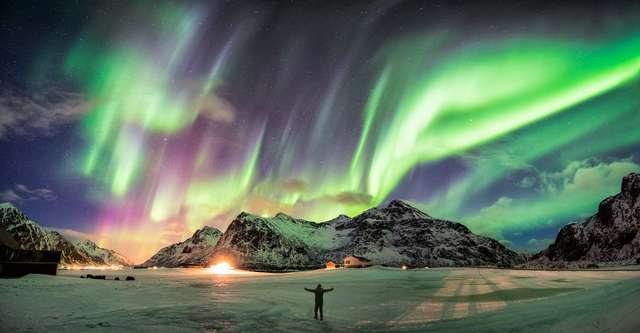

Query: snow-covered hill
[142,226,222,267]
[211,200,522,270]
[0,202,131,266]
[73,239,132,266]
[532,172,640,266]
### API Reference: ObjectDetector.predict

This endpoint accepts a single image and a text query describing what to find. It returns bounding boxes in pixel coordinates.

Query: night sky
[2,0,640,263]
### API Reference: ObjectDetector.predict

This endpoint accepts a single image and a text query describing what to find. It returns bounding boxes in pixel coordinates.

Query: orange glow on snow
[208,262,235,274]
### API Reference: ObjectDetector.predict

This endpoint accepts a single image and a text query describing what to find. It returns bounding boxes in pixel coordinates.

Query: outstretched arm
[324,288,334,292]
[304,288,314,292]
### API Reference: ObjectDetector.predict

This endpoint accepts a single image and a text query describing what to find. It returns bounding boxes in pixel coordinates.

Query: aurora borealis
[2,1,640,263]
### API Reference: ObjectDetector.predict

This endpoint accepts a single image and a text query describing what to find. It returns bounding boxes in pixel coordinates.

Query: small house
[326,261,336,269]
[1,226,61,277]
[343,255,371,268]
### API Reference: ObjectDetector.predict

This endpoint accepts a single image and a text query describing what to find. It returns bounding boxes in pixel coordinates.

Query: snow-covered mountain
[0,202,131,266]
[211,200,522,270]
[532,172,640,266]
[73,239,132,266]
[142,226,223,267]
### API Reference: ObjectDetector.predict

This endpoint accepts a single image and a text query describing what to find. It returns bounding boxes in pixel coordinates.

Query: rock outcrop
[533,172,640,266]
[142,226,223,267]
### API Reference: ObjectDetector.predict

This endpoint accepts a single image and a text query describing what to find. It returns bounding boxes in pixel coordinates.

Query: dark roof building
[0,226,61,277]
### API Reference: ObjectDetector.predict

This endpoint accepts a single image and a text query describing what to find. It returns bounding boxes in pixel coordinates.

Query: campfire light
[208,262,235,274]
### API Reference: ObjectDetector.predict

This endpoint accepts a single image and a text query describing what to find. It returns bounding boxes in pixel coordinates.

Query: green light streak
[240,126,265,189]
[65,4,218,196]
[110,128,143,197]
[428,80,640,219]
[365,35,640,203]
[350,66,390,185]
[55,3,640,247]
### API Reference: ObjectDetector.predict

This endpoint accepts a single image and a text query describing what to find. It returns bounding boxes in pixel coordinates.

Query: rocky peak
[191,226,222,244]
[329,214,351,223]
[622,172,640,201]
[534,172,640,265]
[236,211,258,220]
[74,239,98,249]
[194,225,221,235]
[384,200,431,217]
[358,199,431,221]
[385,200,415,209]
[0,202,18,210]
[275,212,292,219]
[142,225,222,267]
[0,202,28,223]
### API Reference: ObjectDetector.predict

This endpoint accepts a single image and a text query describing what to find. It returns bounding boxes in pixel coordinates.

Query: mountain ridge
[209,200,522,270]
[0,202,132,266]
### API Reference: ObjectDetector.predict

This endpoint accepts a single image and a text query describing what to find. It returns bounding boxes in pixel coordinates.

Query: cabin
[343,255,371,268]
[325,260,336,269]
[0,226,61,277]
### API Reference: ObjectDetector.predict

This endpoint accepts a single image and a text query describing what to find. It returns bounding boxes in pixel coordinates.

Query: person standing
[304,284,334,320]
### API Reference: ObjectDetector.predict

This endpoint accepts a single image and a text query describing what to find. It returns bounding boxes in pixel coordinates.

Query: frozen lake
[2,267,640,332]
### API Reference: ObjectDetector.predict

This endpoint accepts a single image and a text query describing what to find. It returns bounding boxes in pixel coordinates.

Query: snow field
[1,267,640,332]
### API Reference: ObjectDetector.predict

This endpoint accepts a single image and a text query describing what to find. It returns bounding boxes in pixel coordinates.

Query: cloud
[525,238,554,251]
[0,189,22,202]
[15,184,56,201]
[540,158,640,195]
[296,191,373,207]
[0,184,56,202]
[499,239,513,248]
[517,175,536,189]
[463,157,640,238]
[244,195,292,217]
[500,238,554,253]
[0,84,89,140]
[179,80,235,124]
[330,191,373,205]
[46,227,95,242]
[463,197,514,238]
[198,94,235,123]
[273,179,308,193]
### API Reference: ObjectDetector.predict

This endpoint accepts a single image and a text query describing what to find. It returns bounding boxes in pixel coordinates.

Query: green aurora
[5,1,640,259]
[71,6,640,237]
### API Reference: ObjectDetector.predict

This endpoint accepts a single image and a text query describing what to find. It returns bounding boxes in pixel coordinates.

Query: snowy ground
[2,267,640,332]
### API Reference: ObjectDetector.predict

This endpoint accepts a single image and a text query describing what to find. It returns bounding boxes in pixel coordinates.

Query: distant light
[401,265,408,270]
[208,262,235,274]
[60,265,123,271]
